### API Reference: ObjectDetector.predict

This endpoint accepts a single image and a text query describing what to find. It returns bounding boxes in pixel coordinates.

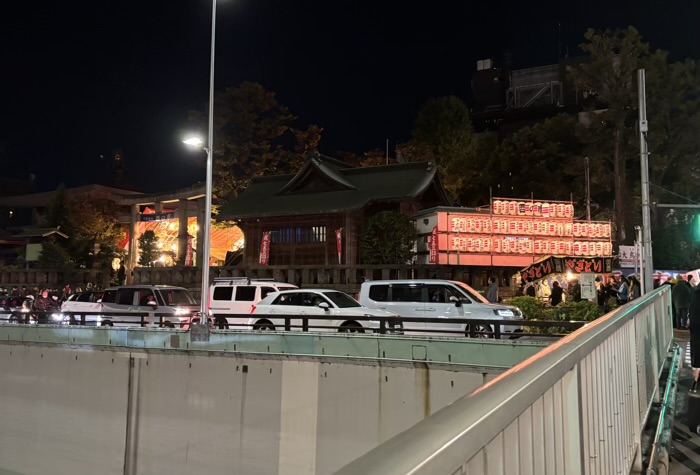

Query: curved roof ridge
[277,155,356,194]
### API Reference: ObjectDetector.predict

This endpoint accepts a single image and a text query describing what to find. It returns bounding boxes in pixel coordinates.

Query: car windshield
[453,282,491,304]
[158,289,196,306]
[322,291,361,308]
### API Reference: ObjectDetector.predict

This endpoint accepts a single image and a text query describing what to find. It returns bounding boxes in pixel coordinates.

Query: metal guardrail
[1,310,587,338]
[334,286,673,475]
[646,343,680,475]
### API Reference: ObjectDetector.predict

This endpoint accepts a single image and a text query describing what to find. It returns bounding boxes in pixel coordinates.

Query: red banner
[259,232,271,266]
[429,226,438,264]
[185,235,194,267]
[335,228,343,264]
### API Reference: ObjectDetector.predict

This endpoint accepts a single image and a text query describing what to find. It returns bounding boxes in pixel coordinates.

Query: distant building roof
[0,184,143,208]
[12,227,69,239]
[0,228,24,245]
[219,153,451,219]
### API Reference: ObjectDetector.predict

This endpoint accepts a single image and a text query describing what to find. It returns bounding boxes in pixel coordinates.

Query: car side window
[425,285,464,304]
[136,289,156,306]
[273,292,301,306]
[212,286,233,301]
[300,292,327,307]
[390,284,423,302]
[368,285,389,302]
[92,292,104,303]
[235,286,257,302]
[101,290,117,303]
[261,287,276,299]
[77,293,91,302]
[116,289,136,306]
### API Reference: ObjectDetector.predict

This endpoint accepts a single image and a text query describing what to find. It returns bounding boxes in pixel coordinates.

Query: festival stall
[518,255,614,300]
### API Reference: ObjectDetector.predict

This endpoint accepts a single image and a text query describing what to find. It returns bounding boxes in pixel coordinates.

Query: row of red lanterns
[449,217,612,239]
[448,236,613,256]
[492,200,574,218]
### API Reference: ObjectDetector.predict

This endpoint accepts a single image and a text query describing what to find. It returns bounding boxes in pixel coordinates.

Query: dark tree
[361,212,416,265]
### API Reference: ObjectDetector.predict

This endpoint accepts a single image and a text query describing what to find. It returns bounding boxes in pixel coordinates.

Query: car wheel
[465,324,492,339]
[339,322,364,333]
[164,321,175,329]
[254,320,275,331]
[9,314,19,324]
[101,320,114,327]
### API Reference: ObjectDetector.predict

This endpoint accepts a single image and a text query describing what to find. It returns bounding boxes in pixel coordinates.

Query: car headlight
[495,309,515,318]
[50,313,65,322]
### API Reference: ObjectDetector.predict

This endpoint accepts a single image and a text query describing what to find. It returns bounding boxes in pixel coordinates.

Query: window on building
[295,226,326,244]
[271,228,294,244]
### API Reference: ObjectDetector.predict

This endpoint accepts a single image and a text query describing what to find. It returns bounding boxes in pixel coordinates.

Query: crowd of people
[520,274,645,309]
[0,283,104,321]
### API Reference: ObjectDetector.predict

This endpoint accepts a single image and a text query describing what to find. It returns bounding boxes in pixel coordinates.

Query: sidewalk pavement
[671,329,700,474]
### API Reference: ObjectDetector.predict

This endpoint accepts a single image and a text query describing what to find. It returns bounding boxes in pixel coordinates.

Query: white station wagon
[250,289,402,334]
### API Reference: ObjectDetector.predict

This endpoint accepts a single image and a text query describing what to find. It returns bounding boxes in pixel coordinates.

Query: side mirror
[318,302,330,310]
[449,296,462,307]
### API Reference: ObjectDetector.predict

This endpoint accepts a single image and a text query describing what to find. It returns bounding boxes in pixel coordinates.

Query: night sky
[1,0,697,193]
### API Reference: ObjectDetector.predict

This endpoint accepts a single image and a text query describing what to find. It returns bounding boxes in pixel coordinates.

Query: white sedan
[250,289,403,334]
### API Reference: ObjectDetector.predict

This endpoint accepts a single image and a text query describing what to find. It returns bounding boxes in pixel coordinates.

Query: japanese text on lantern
[449,216,611,239]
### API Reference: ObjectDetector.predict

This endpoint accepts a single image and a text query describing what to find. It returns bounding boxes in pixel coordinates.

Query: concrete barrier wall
[0,344,496,475]
[0,345,129,475]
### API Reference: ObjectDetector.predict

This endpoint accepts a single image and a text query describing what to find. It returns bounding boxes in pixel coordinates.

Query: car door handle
[424,308,436,311]
[414,308,426,311]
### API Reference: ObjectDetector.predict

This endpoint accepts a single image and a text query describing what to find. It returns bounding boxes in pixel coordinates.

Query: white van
[209,278,298,328]
[359,279,522,338]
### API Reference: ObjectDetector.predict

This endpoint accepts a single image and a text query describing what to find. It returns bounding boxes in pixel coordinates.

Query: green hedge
[504,297,604,335]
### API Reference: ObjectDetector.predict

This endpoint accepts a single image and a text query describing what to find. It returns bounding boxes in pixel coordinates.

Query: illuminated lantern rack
[437,198,613,261]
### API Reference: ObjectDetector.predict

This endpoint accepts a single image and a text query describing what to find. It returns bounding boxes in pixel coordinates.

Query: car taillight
[250,305,256,314]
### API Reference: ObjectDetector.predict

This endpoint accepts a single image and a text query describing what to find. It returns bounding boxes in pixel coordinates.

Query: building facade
[219,154,451,268]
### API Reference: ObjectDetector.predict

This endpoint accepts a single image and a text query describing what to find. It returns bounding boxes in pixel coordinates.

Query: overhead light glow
[182,136,204,148]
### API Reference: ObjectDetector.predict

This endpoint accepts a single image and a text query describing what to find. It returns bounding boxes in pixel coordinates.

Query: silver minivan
[359,279,522,338]
[98,285,198,327]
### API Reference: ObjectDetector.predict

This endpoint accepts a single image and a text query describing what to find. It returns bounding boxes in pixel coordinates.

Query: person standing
[32,289,58,324]
[673,275,693,329]
[117,263,126,285]
[486,277,499,303]
[629,276,642,300]
[616,277,630,305]
[570,279,582,302]
[549,281,564,306]
[61,284,72,302]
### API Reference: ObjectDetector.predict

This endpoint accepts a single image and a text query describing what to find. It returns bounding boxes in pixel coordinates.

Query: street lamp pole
[199,0,217,325]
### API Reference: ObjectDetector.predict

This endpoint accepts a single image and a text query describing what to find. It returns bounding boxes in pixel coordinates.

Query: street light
[182,0,218,333]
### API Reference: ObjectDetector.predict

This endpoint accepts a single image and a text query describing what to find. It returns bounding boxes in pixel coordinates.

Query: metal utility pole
[386,139,389,165]
[635,225,644,294]
[584,156,591,221]
[638,69,654,293]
